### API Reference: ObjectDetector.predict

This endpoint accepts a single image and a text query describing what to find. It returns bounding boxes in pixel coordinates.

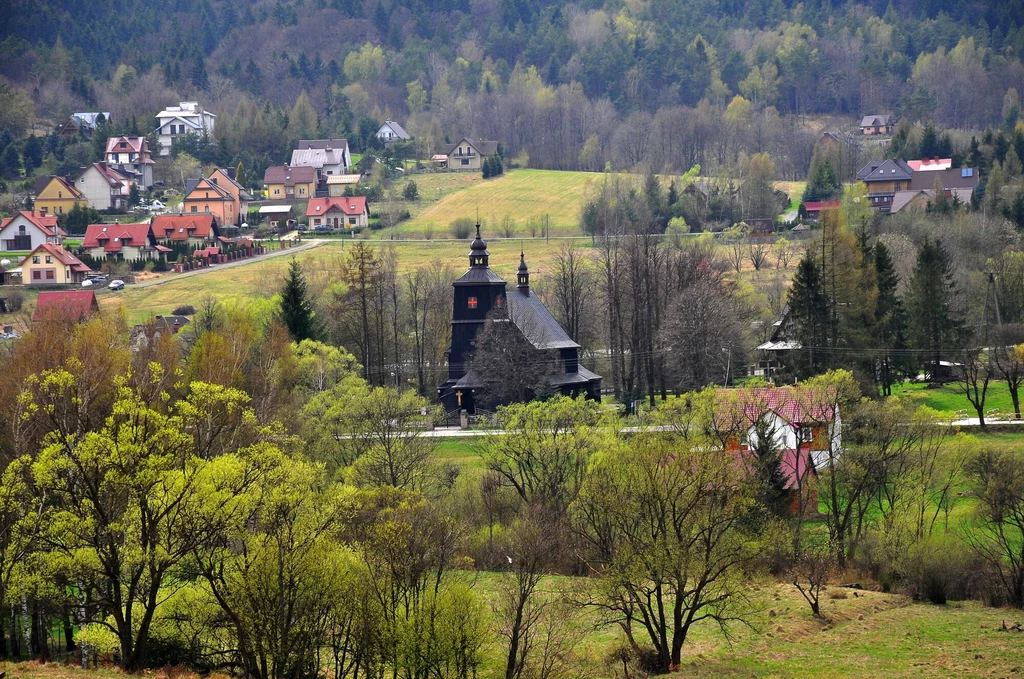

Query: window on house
[461,159,469,166]
[45,256,52,264]
[32,256,40,264]
[274,189,280,195]
[349,217,356,225]
[894,182,902,191]
[46,270,54,280]
[799,426,813,443]
[32,270,41,280]
[191,205,198,213]
[467,297,478,309]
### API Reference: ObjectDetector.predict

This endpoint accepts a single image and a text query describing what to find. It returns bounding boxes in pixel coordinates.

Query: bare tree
[550,243,598,347]
[789,544,837,618]
[467,307,559,407]
[748,235,772,271]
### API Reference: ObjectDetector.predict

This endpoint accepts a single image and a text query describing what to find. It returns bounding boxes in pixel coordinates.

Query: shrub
[451,217,474,239]
[403,180,419,200]
[896,535,986,604]
[3,287,24,312]
[172,305,196,316]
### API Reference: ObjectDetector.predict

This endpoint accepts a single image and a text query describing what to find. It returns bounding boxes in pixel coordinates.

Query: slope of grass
[891,381,1020,418]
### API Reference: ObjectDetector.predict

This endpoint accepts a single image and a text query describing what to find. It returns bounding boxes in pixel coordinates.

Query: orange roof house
[33,290,100,322]
[1,211,66,252]
[18,243,92,285]
[306,196,369,229]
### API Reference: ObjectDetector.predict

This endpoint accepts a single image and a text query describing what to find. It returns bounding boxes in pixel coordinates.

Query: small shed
[258,204,293,226]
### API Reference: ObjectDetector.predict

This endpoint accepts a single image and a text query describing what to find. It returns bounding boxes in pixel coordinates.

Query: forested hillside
[2,0,1024,176]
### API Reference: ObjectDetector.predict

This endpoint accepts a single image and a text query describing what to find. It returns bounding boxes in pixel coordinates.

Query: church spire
[517,248,530,293]
[469,222,489,268]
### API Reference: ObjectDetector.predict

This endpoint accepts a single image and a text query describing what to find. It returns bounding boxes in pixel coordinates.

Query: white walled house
[76,163,135,211]
[155,102,216,156]
[0,211,65,252]
[105,136,155,187]
[376,120,410,145]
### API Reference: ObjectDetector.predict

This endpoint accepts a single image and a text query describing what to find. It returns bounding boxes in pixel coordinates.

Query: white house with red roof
[17,243,91,285]
[151,214,220,249]
[306,196,368,230]
[0,211,66,252]
[716,386,841,515]
[105,136,155,187]
[82,223,167,261]
[76,162,136,211]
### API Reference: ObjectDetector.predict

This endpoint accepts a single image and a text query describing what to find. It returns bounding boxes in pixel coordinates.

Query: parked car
[108,280,125,291]
[313,225,333,232]
[81,279,94,287]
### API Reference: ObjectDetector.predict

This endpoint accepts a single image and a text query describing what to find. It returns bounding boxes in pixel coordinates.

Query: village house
[860,114,894,136]
[715,386,840,516]
[263,165,317,201]
[446,137,499,171]
[802,200,841,220]
[130,314,191,350]
[306,196,369,230]
[76,162,136,211]
[326,174,362,196]
[32,290,100,323]
[55,112,111,139]
[182,168,251,226]
[151,214,220,250]
[82,222,167,261]
[105,136,155,187]
[376,120,411,146]
[438,226,601,414]
[890,167,980,213]
[295,139,352,172]
[856,159,914,212]
[0,211,65,252]
[290,147,349,185]
[155,102,216,156]
[34,176,86,216]
[18,243,91,285]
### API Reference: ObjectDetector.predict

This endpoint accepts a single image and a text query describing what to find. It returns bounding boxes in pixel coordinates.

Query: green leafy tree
[280,259,321,341]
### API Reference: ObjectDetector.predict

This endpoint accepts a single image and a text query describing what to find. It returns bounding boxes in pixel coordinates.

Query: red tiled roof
[33,290,99,322]
[0,211,66,238]
[83,223,152,252]
[907,158,952,171]
[306,196,367,217]
[151,214,217,241]
[105,136,149,155]
[716,387,836,428]
[263,165,317,186]
[803,201,841,212]
[19,243,92,273]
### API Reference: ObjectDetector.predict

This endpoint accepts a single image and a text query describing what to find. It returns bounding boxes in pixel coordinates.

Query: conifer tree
[280,259,320,341]
[908,238,960,381]
[874,241,907,395]
[788,252,829,377]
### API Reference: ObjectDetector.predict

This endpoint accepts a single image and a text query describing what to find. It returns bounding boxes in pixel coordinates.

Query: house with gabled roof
[376,120,411,146]
[155,102,216,156]
[306,196,368,230]
[33,290,100,322]
[105,136,155,187]
[296,139,352,170]
[437,226,601,414]
[446,137,499,171]
[18,243,91,285]
[714,386,841,515]
[182,170,250,227]
[860,114,894,136]
[151,214,219,249]
[263,165,317,200]
[0,211,65,252]
[76,162,136,211]
[56,112,111,139]
[34,176,86,216]
[857,159,914,212]
[82,223,167,261]
[290,147,349,183]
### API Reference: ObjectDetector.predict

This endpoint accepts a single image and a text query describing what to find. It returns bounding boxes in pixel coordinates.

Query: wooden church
[438,225,602,413]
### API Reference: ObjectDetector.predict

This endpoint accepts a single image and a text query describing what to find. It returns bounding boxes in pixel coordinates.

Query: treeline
[1,307,1023,676]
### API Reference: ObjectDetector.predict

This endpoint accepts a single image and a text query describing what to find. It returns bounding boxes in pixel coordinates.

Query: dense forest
[3,0,1024,182]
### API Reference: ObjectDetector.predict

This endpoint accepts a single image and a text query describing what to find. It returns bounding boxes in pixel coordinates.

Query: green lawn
[891,381,1021,418]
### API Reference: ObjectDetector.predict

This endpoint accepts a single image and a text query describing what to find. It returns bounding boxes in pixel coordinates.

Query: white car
[81,279,94,287]
[108,280,125,291]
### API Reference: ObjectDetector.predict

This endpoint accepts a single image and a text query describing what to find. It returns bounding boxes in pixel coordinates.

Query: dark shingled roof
[857,159,913,182]
[909,167,980,191]
[446,138,499,157]
[506,289,579,350]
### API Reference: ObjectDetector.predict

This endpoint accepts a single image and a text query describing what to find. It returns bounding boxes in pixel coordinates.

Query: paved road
[130,240,325,289]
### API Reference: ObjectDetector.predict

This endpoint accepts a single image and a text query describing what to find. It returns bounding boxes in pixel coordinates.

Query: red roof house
[82,223,157,260]
[802,200,841,219]
[33,290,100,322]
[151,214,219,247]
[0,211,66,252]
[306,196,369,229]
[18,243,92,285]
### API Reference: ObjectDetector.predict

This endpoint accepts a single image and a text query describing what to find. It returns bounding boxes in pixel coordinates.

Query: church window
[467,297,478,309]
